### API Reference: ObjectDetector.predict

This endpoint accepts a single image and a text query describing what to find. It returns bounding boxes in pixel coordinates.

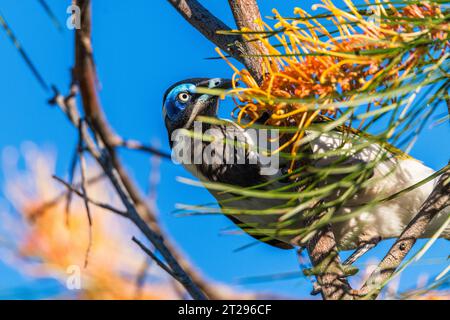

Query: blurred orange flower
[0,143,180,299]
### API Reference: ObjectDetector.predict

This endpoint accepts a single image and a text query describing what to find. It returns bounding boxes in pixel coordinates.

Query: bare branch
[132,236,177,279]
[117,139,171,159]
[77,119,93,227]
[76,118,93,267]
[29,173,105,221]
[75,0,163,221]
[166,0,242,61]
[168,0,264,82]
[359,164,450,299]
[0,11,49,91]
[227,0,266,82]
[64,146,79,225]
[74,0,118,146]
[37,0,63,31]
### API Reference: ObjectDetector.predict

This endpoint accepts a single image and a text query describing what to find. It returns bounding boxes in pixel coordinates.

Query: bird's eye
[177,92,191,103]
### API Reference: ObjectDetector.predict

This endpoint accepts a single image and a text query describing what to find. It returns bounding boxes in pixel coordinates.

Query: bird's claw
[311,282,322,296]
[340,264,359,277]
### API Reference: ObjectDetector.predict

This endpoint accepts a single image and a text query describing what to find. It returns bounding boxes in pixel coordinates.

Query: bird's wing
[313,114,413,161]
[305,128,393,168]
[304,127,411,210]
[196,121,294,249]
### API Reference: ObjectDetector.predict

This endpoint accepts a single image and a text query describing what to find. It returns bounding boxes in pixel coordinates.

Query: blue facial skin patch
[164,83,196,121]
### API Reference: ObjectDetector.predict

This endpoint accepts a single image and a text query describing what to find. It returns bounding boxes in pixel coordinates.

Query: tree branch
[227,0,266,82]
[116,139,171,159]
[75,0,155,214]
[359,164,450,299]
[166,0,241,60]
[167,0,264,82]
[304,225,355,300]
[132,236,177,279]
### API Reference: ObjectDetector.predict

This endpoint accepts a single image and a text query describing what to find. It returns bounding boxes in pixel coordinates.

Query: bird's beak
[211,78,233,89]
[184,78,233,127]
[198,78,234,90]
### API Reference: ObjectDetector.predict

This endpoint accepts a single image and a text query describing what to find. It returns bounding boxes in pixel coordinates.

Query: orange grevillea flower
[219,0,449,170]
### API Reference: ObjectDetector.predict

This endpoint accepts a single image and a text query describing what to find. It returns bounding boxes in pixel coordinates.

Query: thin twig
[132,237,177,279]
[53,175,128,217]
[77,119,92,226]
[117,139,171,159]
[133,258,152,299]
[76,118,93,268]
[64,145,79,226]
[29,173,105,220]
[49,86,170,160]
[359,163,450,299]
[0,10,49,91]
[37,0,63,31]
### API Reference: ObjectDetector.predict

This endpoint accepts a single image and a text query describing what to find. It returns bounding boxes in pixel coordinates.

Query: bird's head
[162,78,232,139]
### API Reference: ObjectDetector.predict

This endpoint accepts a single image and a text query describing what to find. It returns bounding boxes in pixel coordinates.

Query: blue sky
[0,0,448,299]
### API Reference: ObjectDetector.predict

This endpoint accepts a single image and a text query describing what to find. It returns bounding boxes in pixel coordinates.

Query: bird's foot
[310,282,322,296]
[340,264,359,277]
